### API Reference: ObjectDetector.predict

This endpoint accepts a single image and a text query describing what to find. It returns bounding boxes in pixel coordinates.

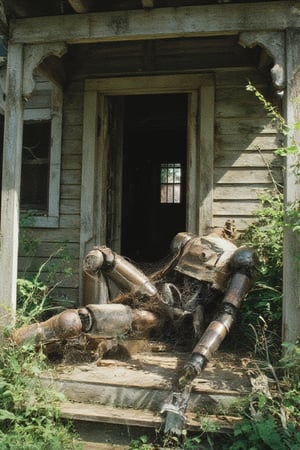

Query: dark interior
[121,94,187,262]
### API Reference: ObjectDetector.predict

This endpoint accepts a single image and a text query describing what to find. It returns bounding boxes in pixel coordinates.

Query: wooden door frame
[80,73,215,302]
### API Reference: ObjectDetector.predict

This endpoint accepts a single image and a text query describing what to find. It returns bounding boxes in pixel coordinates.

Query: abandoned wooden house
[0,0,299,443]
[0,0,299,342]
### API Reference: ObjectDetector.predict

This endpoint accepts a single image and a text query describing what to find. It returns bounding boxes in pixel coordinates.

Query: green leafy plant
[16,246,73,327]
[219,342,300,450]
[233,83,300,352]
[17,215,74,326]
[129,434,154,449]
[0,219,81,448]
[0,336,82,449]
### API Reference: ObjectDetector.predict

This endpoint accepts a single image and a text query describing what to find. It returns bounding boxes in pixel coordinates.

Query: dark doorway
[121,94,187,262]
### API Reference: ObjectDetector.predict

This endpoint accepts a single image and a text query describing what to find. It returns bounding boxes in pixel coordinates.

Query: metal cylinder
[131,309,160,333]
[222,271,252,308]
[192,314,234,360]
[13,309,83,345]
[83,248,104,273]
[86,303,133,337]
[181,270,253,384]
[107,254,158,297]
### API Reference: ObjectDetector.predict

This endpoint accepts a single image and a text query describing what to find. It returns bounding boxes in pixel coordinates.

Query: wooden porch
[40,342,255,447]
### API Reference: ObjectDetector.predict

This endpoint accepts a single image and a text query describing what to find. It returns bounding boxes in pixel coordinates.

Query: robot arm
[83,246,158,299]
[13,246,164,348]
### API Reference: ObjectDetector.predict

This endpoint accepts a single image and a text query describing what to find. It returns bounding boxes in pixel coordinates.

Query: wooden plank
[214,200,261,216]
[64,89,84,111]
[212,217,255,231]
[0,43,24,327]
[11,2,298,45]
[215,151,282,168]
[24,108,51,121]
[186,91,198,233]
[215,69,270,88]
[214,185,272,200]
[81,443,126,450]
[86,74,213,94]
[62,154,82,170]
[60,401,240,432]
[282,29,300,343]
[25,90,51,109]
[215,168,282,184]
[62,139,83,155]
[60,199,81,215]
[216,134,281,151]
[62,124,83,140]
[60,215,81,228]
[63,109,83,126]
[216,118,277,135]
[199,83,214,234]
[0,0,8,34]
[19,241,79,258]
[23,228,80,243]
[41,355,251,414]
[18,256,79,273]
[48,85,63,220]
[61,170,81,184]
[80,88,99,304]
[60,184,81,199]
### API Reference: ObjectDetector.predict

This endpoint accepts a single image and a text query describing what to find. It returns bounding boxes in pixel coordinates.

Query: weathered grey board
[39,349,253,442]
[60,400,241,432]
[41,351,252,415]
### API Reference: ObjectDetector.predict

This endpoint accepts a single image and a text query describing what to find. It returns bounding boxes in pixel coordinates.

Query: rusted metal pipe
[162,247,257,434]
[180,247,256,385]
[83,246,158,298]
[12,309,83,346]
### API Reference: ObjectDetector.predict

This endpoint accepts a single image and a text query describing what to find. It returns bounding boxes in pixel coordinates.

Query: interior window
[160,162,182,204]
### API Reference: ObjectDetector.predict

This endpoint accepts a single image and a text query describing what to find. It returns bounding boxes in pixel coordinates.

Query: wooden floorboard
[61,400,242,432]
[46,350,254,445]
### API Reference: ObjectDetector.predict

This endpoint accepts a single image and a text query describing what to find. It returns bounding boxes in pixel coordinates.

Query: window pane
[173,184,181,203]
[160,162,181,204]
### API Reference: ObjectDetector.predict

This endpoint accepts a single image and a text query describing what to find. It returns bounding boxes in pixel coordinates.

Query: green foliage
[203,83,300,450]
[0,219,81,448]
[280,342,300,390]
[16,246,73,327]
[0,338,81,449]
[220,342,300,450]
[129,435,153,449]
[17,216,74,325]
[236,191,284,347]
[234,83,299,349]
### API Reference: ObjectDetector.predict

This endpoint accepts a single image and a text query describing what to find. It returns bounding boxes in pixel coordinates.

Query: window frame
[21,83,62,228]
[160,162,182,204]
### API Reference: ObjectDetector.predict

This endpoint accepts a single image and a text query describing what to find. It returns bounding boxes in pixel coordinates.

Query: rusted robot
[13,224,257,432]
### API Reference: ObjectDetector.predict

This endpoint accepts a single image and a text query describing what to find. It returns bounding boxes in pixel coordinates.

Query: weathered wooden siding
[18,41,282,306]
[19,76,82,306]
[213,69,282,230]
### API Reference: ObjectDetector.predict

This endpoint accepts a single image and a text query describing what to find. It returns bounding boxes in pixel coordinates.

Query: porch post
[0,43,24,328]
[282,28,300,343]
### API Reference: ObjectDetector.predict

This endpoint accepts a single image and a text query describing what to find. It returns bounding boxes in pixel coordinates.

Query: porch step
[60,400,241,432]
[41,350,253,445]
[41,351,252,414]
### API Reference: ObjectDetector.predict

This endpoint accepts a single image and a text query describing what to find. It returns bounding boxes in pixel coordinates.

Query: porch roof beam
[10,1,299,45]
